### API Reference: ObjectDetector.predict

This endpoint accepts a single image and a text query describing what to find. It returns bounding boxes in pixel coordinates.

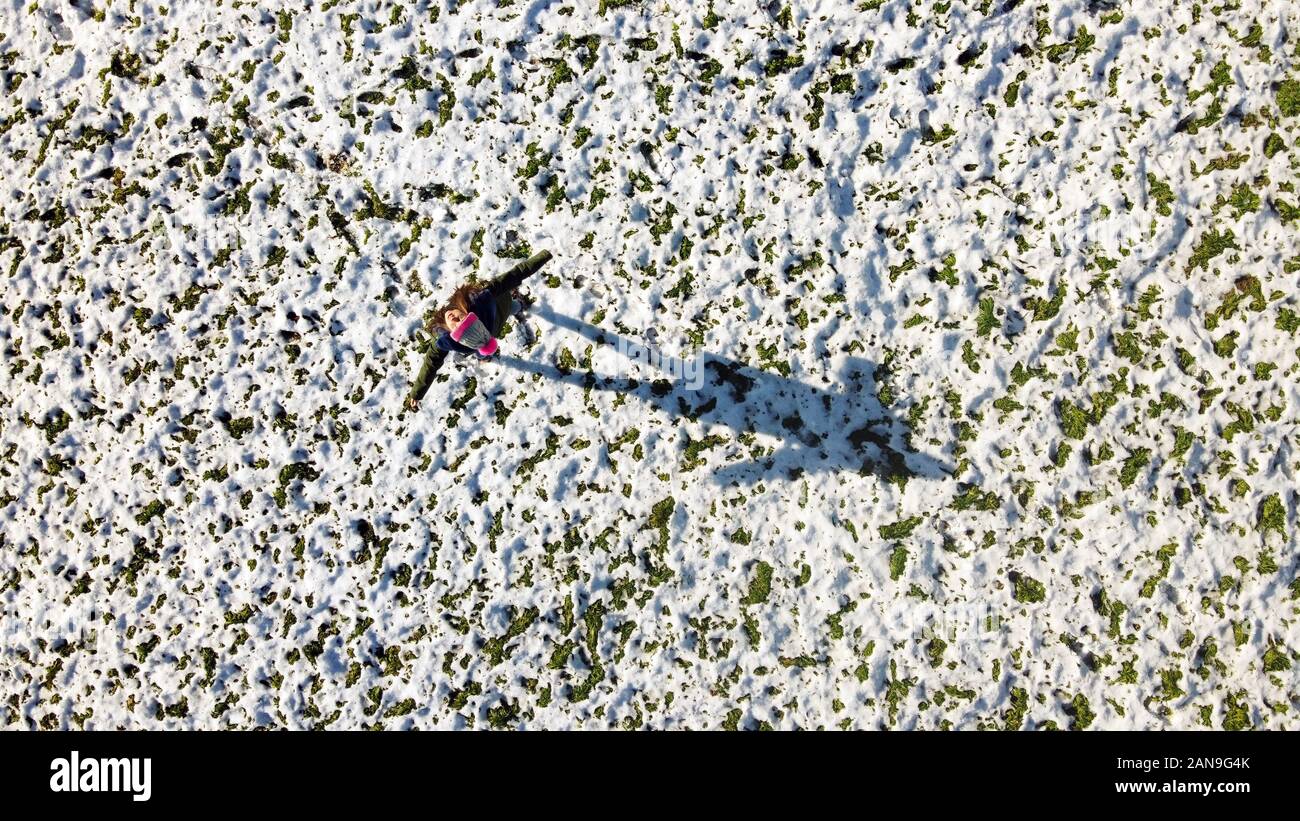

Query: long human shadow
[493,307,952,487]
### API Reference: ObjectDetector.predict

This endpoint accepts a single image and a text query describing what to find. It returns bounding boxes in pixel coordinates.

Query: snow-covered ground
[1,0,1297,729]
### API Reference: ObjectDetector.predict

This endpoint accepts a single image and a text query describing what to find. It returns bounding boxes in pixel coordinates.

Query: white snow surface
[1,0,1297,729]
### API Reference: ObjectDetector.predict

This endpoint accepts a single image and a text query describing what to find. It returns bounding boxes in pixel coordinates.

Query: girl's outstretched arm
[487,250,553,297]
[406,347,448,407]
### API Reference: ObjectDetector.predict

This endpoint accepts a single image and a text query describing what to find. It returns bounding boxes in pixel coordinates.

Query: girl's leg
[491,288,517,336]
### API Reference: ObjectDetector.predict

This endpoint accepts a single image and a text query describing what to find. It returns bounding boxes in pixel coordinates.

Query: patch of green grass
[741,561,773,604]
[1258,494,1286,540]
[1058,399,1089,439]
[1186,227,1239,272]
[1118,448,1151,489]
[1277,77,1300,117]
[879,516,922,540]
[888,545,908,580]
[1012,572,1046,603]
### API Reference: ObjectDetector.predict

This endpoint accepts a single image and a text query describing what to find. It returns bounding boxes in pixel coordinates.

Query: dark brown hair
[430,283,481,332]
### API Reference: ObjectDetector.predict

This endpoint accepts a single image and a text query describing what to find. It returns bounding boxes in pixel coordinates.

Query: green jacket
[408,250,553,403]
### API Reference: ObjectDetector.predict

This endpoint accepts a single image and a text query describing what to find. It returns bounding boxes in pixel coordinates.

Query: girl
[405,249,554,409]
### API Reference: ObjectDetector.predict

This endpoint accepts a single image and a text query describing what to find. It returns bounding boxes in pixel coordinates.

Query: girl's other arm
[406,347,448,408]
[488,250,553,297]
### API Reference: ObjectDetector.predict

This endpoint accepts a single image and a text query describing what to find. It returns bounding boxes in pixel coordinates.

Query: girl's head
[433,283,480,332]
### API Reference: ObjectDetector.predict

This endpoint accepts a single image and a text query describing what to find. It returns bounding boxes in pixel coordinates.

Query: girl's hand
[404,395,420,412]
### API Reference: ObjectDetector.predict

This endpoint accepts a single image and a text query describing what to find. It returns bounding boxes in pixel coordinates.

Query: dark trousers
[489,287,515,336]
